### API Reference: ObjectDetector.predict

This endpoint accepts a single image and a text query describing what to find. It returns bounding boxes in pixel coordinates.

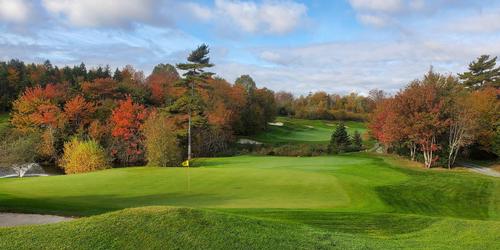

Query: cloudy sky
[1,0,499,95]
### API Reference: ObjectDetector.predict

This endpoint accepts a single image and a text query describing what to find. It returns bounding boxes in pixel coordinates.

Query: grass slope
[0,207,498,250]
[0,206,368,250]
[251,117,366,144]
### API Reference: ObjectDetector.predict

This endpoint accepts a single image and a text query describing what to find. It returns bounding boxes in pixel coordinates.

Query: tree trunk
[409,142,417,161]
[447,123,465,169]
[421,136,435,168]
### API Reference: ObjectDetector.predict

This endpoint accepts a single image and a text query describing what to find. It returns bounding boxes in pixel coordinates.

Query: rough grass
[251,117,367,144]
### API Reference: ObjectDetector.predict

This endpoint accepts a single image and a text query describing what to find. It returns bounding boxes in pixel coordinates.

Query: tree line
[275,90,380,121]
[1,45,277,173]
[369,55,499,168]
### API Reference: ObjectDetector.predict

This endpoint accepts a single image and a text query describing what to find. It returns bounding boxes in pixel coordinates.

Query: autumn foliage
[369,70,499,168]
[110,96,148,165]
[60,138,110,174]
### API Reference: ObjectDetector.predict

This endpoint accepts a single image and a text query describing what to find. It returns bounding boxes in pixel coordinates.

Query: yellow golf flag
[182,160,190,167]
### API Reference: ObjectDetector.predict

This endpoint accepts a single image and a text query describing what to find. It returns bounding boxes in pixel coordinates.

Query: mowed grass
[251,117,366,144]
[0,153,499,249]
[0,155,403,215]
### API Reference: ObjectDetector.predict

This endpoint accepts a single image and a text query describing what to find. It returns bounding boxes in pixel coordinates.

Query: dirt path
[459,162,500,178]
[0,213,73,227]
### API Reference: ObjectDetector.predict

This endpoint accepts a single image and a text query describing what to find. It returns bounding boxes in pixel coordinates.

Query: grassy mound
[0,206,377,249]
[1,207,498,249]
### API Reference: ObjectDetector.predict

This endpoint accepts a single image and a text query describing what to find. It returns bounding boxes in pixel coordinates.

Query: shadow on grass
[221,209,440,236]
[376,162,495,220]
[0,192,238,216]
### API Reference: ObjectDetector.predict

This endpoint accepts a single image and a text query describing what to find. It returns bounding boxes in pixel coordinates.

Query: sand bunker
[268,122,284,126]
[0,213,73,227]
[237,138,263,145]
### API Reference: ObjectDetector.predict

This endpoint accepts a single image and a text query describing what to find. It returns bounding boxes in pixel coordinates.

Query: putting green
[0,155,403,215]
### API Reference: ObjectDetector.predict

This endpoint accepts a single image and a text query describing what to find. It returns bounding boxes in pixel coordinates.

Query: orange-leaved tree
[110,96,148,165]
[11,84,67,133]
[63,95,95,134]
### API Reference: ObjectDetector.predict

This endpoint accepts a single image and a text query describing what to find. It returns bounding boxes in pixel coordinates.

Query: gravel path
[459,162,500,178]
[0,213,73,227]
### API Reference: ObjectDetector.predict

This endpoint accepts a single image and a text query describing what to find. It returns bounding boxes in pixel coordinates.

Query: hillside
[250,117,367,144]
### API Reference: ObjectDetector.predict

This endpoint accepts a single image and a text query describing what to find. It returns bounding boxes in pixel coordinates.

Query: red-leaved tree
[110,96,148,165]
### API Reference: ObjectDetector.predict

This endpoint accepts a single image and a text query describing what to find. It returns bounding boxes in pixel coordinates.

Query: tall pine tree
[174,44,214,161]
[458,55,500,89]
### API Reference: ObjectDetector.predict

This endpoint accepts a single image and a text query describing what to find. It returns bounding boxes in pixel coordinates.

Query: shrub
[241,144,327,157]
[60,138,110,174]
[192,126,234,157]
[143,112,182,167]
[352,130,363,151]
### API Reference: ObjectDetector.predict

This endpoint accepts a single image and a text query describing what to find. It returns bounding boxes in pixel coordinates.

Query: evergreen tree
[352,130,363,151]
[328,123,351,154]
[175,44,214,161]
[458,55,500,89]
[152,63,179,78]
[235,74,256,93]
[113,68,123,82]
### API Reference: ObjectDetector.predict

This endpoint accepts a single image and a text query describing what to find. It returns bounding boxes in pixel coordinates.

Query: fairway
[251,117,366,144]
[1,153,499,249]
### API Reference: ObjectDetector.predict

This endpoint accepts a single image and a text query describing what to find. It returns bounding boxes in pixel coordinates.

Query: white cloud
[357,14,389,27]
[187,0,307,35]
[0,0,31,23]
[347,0,435,28]
[184,2,214,21]
[243,35,500,94]
[42,0,156,27]
[349,0,403,13]
[446,9,500,33]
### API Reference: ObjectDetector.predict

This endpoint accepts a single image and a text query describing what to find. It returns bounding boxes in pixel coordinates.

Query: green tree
[458,55,500,89]
[152,63,180,78]
[235,74,256,93]
[328,123,351,154]
[352,130,363,151]
[0,134,40,177]
[175,44,214,161]
[143,112,182,167]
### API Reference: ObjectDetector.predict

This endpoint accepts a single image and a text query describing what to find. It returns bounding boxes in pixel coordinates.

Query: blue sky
[1,0,500,95]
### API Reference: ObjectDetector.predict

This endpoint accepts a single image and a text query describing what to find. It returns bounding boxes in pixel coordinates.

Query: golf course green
[251,116,366,144]
[0,118,499,249]
[0,153,499,249]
